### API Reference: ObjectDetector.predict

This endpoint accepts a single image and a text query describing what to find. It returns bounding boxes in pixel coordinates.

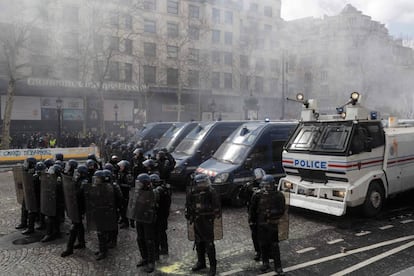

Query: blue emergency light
[370,111,378,120]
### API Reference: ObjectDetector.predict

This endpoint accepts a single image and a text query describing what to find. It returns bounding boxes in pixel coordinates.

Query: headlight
[214,173,229,184]
[333,190,345,198]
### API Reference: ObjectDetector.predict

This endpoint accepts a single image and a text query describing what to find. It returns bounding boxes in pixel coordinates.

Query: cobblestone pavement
[0,170,333,276]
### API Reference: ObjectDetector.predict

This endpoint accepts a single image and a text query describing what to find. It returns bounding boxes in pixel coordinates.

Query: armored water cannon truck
[279,92,414,217]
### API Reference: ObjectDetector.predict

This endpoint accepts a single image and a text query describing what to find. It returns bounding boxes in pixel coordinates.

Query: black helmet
[133,148,143,156]
[74,165,88,181]
[117,160,130,172]
[127,142,134,150]
[55,153,64,161]
[261,175,275,191]
[48,164,62,175]
[87,153,98,162]
[149,173,161,185]
[102,169,113,182]
[35,161,46,172]
[64,159,78,175]
[103,163,114,173]
[254,168,266,181]
[23,157,37,171]
[120,144,127,151]
[44,158,54,168]
[86,159,98,171]
[110,155,120,164]
[194,173,211,188]
[160,147,169,153]
[136,173,151,189]
[93,170,108,185]
[156,150,166,160]
[54,160,63,168]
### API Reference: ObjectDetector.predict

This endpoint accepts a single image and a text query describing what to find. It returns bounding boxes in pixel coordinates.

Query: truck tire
[362,181,384,217]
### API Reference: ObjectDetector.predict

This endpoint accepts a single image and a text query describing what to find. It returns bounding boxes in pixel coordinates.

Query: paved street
[1,170,414,275]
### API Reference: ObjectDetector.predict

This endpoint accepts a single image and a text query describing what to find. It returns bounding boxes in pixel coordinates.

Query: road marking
[259,235,414,276]
[379,225,394,230]
[220,268,244,275]
[401,219,414,224]
[355,231,371,236]
[296,247,316,254]
[327,239,344,245]
[331,240,414,276]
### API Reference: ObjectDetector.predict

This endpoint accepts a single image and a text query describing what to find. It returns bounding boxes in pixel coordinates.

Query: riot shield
[40,174,57,217]
[62,174,81,223]
[278,191,290,241]
[84,182,117,232]
[12,166,24,205]
[127,188,156,223]
[187,215,223,241]
[22,170,39,212]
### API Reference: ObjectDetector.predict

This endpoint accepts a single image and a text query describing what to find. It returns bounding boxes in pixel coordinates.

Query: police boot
[96,234,107,261]
[207,244,217,276]
[22,213,36,235]
[260,261,271,272]
[40,218,55,242]
[144,262,155,273]
[130,219,135,228]
[61,228,77,257]
[275,267,285,276]
[36,214,46,230]
[73,224,86,249]
[16,207,28,229]
[191,250,206,271]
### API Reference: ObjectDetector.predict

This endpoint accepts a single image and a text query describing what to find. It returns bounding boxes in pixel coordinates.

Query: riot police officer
[132,148,147,179]
[86,159,98,183]
[185,174,221,276]
[33,161,46,230]
[155,150,174,181]
[249,175,285,275]
[239,168,266,261]
[87,153,103,169]
[128,173,159,273]
[142,159,159,175]
[117,160,134,229]
[150,174,171,257]
[61,163,88,257]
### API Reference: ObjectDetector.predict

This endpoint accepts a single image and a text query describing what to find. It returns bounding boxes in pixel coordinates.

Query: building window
[250,3,258,12]
[31,55,50,78]
[144,0,156,10]
[212,72,220,88]
[211,51,220,64]
[255,76,264,93]
[264,24,272,32]
[63,6,79,23]
[167,45,178,59]
[109,36,119,51]
[212,8,220,24]
[63,58,79,80]
[188,70,199,87]
[167,68,179,86]
[31,28,48,53]
[212,29,220,43]
[240,55,248,69]
[143,65,156,84]
[240,75,249,91]
[167,22,179,38]
[124,39,133,55]
[189,48,199,64]
[125,14,133,30]
[189,26,200,40]
[225,11,233,24]
[144,42,156,57]
[189,4,200,19]
[224,32,232,45]
[270,59,279,73]
[107,61,119,81]
[256,57,264,72]
[64,32,79,53]
[224,73,232,89]
[120,63,132,82]
[224,52,232,66]
[144,19,156,33]
[264,6,272,17]
[167,0,179,15]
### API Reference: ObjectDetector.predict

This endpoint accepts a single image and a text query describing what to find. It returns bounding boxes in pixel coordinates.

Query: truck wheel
[230,186,245,207]
[362,181,384,217]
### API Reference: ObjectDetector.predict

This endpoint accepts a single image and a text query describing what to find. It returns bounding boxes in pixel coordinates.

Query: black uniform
[185,174,221,276]
[117,160,134,228]
[249,175,285,275]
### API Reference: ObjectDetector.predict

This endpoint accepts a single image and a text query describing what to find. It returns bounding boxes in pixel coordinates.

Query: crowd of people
[14,145,287,275]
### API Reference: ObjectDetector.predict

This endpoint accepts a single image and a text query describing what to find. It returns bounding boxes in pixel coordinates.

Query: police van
[145,121,199,156]
[279,92,414,216]
[196,121,297,205]
[135,122,174,152]
[170,121,245,187]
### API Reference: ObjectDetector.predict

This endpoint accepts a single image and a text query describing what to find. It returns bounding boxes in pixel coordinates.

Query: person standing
[128,173,159,273]
[249,175,286,275]
[185,174,221,276]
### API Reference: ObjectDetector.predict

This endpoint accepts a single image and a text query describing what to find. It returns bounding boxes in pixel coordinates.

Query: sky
[281,0,414,42]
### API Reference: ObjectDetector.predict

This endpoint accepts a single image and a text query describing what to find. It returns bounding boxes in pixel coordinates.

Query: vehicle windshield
[154,124,184,150]
[286,121,353,153]
[174,122,214,156]
[212,123,264,164]
[136,124,154,139]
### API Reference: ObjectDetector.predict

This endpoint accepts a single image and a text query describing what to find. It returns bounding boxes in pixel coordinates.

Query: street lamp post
[56,97,63,147]
[114,103,119,132]
[209,100,217,121]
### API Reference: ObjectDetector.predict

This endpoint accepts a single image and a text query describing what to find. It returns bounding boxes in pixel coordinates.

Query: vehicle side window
[249,144,268,167]
[366,124,385,148]
[272,140,285,162]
